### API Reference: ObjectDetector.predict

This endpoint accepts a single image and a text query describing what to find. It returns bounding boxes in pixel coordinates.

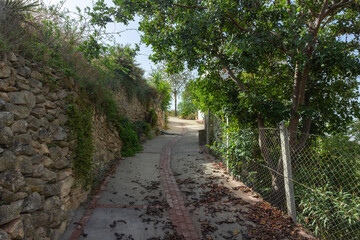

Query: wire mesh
[206,112,360,240]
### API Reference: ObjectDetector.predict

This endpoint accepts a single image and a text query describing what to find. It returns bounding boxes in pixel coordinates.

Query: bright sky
[42,0,155,76]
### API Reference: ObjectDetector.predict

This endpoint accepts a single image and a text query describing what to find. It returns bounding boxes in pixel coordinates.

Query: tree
[155,63,192,116]
[149,70,172,112]
[178,81,197,119]
[89,0,360,207]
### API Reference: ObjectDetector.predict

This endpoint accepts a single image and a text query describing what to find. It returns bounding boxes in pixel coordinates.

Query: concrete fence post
[226,117,230,172]
[279,121,297,224]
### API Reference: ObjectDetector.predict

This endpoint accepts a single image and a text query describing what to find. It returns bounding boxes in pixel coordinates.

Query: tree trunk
[288,60,310,147]
[257,114,286,209]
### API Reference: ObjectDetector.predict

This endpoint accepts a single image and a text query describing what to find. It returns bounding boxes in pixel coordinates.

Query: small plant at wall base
[115,118,142,157]
[67,95,94,187]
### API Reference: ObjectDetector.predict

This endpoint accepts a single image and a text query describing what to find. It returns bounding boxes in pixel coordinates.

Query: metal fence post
[279,122,297,224]
[205,109,210,153]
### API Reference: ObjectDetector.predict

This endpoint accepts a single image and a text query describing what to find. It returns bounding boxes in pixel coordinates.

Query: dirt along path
[60,117,313,240]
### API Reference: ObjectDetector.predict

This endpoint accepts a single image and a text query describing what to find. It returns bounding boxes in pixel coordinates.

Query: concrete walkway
[60,118,313,240]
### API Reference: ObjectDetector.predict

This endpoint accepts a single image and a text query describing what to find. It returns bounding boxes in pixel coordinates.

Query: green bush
[132,121,153,140]
[146,108,157,128]
[294,134,360,239]
[296,185,360,239]
[115,118,142,157]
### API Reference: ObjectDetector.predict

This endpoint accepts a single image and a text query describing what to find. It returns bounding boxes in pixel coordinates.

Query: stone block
[44,100,57,109]
[0,169,25,192]
[53,127,67,141]
[57,90,67,100]
[11,192,28,202]
[30,71,43,80]
[24,178,45,192]
[57,168,72,181]
[39,144,50,155]
[49,147,62,161]
[16,67,31,78]
[0,112,14,127]
[14,133,32,145]
[0,92,9,102]
[0,151,17,172]
[28,117,41,130]
[0,98,5,110]
[0,66,11,79]
[17,82,30,91]
[13,143,36,156]
[0,127,14,148]
[31,107,46,118]
[8,52,17,62]
[35,94,46,104]
[2,218,24,239]
[22,192,43,213]
[31,154,42,164]
[31,212,50,228]
[0,229,9,240]
[44,176,74,197]
[11,120,28,133]
[0,200,24,225]
[28,78,43,89]
[42,156,53,168]
[20,214,33,239]
[5,103,31,119]
[49,119,60,133]
[53,157,70,170]
[36,128,51,143]
[42,168,57,182]
[46,93,58,101]
[43,196,61,211]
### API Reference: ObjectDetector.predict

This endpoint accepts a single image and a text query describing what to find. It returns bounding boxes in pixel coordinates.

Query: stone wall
[0,52,123,240]
[113,86,165,129]
[112,86,148,122]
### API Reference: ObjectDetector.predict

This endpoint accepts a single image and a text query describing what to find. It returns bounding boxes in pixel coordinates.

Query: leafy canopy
[90,0,360,134]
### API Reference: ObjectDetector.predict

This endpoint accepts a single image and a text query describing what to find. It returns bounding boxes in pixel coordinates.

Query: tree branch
[226,14,252,33]
[224,66,247,92]
[173,4,207,10]
[324,0,355,19]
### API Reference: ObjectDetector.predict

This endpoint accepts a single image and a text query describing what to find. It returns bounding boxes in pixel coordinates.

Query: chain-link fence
[205,112,360,240]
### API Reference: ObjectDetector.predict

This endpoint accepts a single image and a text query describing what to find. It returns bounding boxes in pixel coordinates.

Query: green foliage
[115,118,142,157]
[145,108,157,129]
[178,82,197,119]
[150,70,172,111]
[297,186,360,239]
[90,0,360,139]
[132,120,152,140]
[93,45,156,107]
[67,94,94,187]
[0,2,157,163]
[291,133,360,239]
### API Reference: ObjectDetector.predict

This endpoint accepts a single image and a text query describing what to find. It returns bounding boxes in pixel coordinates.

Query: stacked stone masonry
[0,52,129,240]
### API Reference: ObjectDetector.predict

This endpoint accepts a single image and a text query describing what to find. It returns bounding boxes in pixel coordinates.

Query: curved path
[60,118,313,240]
[60,118,200,240]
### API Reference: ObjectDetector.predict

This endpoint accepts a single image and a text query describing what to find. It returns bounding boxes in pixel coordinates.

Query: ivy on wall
[67,93,94,187]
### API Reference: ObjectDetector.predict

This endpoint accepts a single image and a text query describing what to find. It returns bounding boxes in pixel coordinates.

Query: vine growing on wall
[67,93,94,187]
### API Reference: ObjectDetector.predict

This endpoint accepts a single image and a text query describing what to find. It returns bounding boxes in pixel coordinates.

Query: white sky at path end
[42,0,155,76]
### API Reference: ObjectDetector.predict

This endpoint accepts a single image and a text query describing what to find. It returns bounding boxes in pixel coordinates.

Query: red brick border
[160,123,199,240]
[68,123,199,240]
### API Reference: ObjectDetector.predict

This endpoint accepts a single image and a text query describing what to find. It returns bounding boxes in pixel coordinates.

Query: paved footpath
[60,118,313,240]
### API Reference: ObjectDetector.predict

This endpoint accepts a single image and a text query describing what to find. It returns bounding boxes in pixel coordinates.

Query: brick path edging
[68,122,199,240]
[159,123,199,240]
